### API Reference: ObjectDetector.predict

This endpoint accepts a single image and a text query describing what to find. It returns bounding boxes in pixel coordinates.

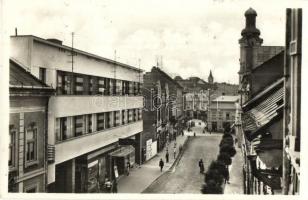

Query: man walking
[159,158,164,172]
[173,147,176,159]
[198,159,204,173]
[165,149,169,163]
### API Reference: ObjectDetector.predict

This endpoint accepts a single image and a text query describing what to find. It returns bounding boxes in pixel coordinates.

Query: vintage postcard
[0,0,307,199]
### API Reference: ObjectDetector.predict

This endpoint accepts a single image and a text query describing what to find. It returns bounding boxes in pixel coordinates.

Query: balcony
[54,120,142,164]
[49,95,143,118]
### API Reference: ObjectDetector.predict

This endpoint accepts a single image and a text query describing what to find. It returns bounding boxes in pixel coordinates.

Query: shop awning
[109,145,135,157]
[242,80,284,141]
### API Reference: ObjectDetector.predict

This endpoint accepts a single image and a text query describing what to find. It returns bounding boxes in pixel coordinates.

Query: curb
[142,136,190,193]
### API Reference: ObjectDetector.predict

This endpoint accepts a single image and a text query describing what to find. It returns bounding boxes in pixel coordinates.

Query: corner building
[10,35,143,193]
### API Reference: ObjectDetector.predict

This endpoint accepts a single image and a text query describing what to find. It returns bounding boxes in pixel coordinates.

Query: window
[98,78,105,95]
[138,108,142,120]
[116,80,122,95]
[87,114,92,133]
[97,113,105,131]
[129,82,133,95]
[73,115,84,137]
[114,111,120,126]
[39,68,46,83]
[9,126,16,167]
[56,117,68,141]
[104,78,110,95]
[122,110,126,125]
[74,76,84,95]
[24,184,38,193]
[25,125,37,163]
[122,81,129,95]
[226,113,230,120]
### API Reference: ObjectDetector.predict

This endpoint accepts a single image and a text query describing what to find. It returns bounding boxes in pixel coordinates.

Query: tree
[208,160,229,180]
[204,169,224,185]
[222,133,233,139]
[201,180,223,194]
[217,152,232,166]
[219,137,234,147]
[220,144,236,157]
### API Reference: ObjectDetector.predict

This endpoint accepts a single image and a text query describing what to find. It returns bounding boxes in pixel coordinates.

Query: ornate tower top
[208,70,214,84]
[241,8,262,40]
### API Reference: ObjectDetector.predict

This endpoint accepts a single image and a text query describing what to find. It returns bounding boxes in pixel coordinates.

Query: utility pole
[68,32,77,94]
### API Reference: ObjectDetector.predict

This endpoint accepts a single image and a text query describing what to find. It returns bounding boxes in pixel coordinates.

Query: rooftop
[11,35,143,72]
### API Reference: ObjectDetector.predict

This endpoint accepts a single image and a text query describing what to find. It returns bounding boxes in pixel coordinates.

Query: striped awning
[242,82,284,140]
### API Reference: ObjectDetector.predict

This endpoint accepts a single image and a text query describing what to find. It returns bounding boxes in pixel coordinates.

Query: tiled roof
[242,81,284,140]
[9,59,54,96]
[10,59,49,88]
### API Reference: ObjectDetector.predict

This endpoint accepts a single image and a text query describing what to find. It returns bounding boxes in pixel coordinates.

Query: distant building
[10,35,143,193]
[9,59,54,192]
[208,95,239,132]
[143,67,184,156]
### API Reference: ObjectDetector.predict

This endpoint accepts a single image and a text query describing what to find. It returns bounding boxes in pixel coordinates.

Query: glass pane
[27,130,34,140]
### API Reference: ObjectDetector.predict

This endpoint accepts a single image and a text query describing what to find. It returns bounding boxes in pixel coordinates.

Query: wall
[251,52,284,97]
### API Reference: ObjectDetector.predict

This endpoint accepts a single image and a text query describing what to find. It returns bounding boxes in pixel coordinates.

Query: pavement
[117,129,188,193]
[143,120,223,193]
[223,143,244,194]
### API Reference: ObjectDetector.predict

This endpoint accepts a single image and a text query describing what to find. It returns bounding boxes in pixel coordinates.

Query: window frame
[25,125,39,167]
[9,126,17,170]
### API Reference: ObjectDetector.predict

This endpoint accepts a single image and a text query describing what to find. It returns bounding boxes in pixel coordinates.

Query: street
[143,131,222,193]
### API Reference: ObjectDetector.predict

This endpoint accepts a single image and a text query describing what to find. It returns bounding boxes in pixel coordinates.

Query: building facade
[9,59,54,192]
[236,8,302,195]
[10,35,143,193]
[143,67,184,155]
[207,95,238,132]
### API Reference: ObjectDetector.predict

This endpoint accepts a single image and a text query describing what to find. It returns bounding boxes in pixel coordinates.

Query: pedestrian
[112,179,118,193]
[104,178,112,193]
[165,150,169,163]
[174,141,177,148]
[194,132,196,137]
[173,147,176,159]
[179,144,183,153]
[126,161,130,176]
[159,158,164,172]
[198,159,204,173]
[181,130,184,136]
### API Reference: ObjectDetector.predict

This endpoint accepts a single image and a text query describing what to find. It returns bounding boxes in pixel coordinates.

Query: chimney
[15,28,17,36]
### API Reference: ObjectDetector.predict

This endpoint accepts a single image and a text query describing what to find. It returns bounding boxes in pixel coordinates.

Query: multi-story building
[282,8,301,195]
[236,8,301,195]
[207,95,238,132]
[9,58,54,192]
[143,67,184,155]
[10,35,143,193]
[184,92,208,120]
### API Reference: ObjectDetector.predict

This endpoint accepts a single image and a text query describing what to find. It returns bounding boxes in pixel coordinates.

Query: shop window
[9,125,16,168]
[25,124,38,164]
[97,113,105,131]
[24,184,38,193]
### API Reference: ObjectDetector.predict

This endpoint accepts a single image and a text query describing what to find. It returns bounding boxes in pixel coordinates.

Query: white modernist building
[10,35,143,193]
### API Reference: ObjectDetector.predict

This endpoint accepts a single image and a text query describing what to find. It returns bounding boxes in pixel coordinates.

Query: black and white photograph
[0,0,307,199]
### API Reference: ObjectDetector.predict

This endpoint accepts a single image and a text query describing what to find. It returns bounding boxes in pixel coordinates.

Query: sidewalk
[117,134,188,193]
[224,146,244,194]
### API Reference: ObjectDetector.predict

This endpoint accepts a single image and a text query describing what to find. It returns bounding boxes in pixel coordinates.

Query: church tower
[208,70,214,85]
[238,8,263,103]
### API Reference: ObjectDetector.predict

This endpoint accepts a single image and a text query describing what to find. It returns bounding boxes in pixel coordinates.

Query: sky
[3,0,307,84]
